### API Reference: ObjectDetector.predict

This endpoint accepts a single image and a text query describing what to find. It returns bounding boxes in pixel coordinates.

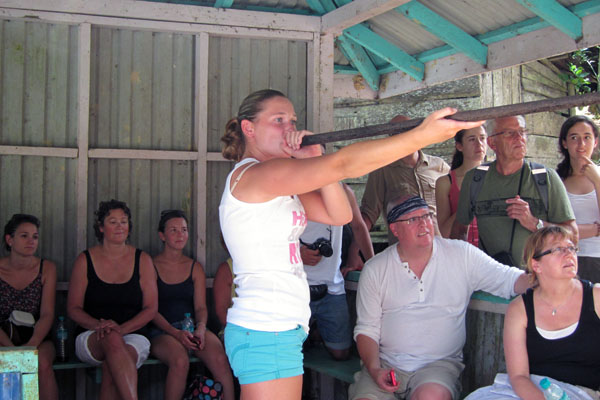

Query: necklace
[536,284,576,316]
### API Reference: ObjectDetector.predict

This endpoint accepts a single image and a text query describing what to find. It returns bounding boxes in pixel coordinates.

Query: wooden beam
[332,74,378,100]
[0,0,320,32]
[379,11,600,98]
[340,0,600,76]
[396,1,487,66]
[316,0,380,91]
[337,35,380,91]
[88,149,198,160]
[214,0,234,8]
[318,33,335,134]
[321,0,411,36]
[302,92,600,145]
[0,146,78,158]
[195,32,209,267]
[76,23,91,254]
[344,24,424,81]
[207,152,227,162]
[306,0,326,15]
[0,8,314,41]
[514,0,582,40]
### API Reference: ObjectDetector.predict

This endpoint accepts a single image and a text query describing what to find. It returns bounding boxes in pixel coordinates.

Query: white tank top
[219,158,310,332]
[567,190,600,257]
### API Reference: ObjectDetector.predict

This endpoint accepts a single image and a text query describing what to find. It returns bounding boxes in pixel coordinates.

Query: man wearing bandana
[349,196,530,400]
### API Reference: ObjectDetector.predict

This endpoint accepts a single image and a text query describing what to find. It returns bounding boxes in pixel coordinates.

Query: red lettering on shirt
[292,211,307,227]
[289,242,300,264]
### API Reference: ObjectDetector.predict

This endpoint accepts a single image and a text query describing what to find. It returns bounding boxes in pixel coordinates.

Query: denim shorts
[145,320,185,339]
[310,293,352,350]
[224,323,307,385]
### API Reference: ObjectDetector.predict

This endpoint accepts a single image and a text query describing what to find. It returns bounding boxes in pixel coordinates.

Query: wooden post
[0,347,38,400]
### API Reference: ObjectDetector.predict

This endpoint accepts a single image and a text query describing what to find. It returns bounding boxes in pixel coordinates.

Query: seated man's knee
[411,383,452,400]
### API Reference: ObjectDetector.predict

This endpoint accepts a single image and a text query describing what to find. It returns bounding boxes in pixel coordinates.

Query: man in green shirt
[451,115,576,268]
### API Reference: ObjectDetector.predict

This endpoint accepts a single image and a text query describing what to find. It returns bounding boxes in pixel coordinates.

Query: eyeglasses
[533,245,578,260]
[491,129,528,139]
[393,212,434,225]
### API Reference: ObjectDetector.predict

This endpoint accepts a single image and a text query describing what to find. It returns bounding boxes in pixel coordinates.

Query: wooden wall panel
[0,156,77,281]
[0,20,78,147]
[205,161,234,275]
[87,159,195,258]
[89,27,194,151]
[206,36,308,152]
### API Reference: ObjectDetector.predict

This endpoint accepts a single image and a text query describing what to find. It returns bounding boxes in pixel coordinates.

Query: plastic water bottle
[56,316,68,362]
[539,378,570,400]
[182,313,195,354]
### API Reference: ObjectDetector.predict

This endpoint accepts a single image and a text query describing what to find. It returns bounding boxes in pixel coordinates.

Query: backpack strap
[470,161,549,214]
[469,163,491,214]
[529,161,549,212]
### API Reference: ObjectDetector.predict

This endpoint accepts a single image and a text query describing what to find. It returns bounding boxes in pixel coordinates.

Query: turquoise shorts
[224,323,307,385]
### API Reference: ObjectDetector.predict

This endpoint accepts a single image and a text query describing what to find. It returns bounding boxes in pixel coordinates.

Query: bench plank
[303,346,360,384]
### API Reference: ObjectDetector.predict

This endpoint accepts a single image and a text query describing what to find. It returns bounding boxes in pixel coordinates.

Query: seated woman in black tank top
[0,214,58,400]
[67,200,158,400]
[148,210,234,400]
[503,226,600,399]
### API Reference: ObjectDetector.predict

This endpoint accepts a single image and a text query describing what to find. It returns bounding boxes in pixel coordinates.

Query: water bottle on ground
[56,316,68,362]
[182,313,195,355]
[539,378,570,400]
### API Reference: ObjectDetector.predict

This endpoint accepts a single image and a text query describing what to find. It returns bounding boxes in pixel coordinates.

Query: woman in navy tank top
[504,226,600,399]
[219,89,484,400]
[148,210,234,400]
[67,200,158,400]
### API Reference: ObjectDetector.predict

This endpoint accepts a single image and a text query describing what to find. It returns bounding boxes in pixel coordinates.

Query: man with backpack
[451,115,577,268]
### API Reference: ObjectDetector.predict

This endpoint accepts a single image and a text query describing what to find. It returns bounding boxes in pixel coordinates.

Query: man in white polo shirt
[350,195,530,400]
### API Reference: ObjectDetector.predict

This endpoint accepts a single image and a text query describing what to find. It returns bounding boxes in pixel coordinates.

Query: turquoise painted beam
[214,0,233,7]
[312,0,380,89]
[514,0,582,40]
[396,1,487,66]
[305,0,326,15]
[341,0,599,75]
[344,24,424,80]
[319,0,337,12]
[337,35,381,90]
[334,65,358,74]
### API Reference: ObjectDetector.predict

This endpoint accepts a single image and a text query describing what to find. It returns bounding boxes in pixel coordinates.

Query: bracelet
[196,322,206,328]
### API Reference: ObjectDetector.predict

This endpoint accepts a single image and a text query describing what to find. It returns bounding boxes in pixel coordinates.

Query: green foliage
[558,47,599,116]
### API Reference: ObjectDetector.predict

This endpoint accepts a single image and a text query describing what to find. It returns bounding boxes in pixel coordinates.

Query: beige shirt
[361,151,450,244]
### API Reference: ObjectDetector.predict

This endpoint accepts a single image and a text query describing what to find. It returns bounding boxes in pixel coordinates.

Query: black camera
[304,237,333,257]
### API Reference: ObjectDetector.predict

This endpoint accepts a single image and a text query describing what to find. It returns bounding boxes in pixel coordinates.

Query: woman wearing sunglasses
[503,226,600,399]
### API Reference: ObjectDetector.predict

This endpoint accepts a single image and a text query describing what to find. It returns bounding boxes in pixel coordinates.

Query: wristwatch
[536,219,544,230]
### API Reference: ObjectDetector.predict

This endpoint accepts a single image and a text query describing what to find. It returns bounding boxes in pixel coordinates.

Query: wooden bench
[303,346,360,384]
[53,356,204,400]
[54,281,210,400]
[303,346,361,400]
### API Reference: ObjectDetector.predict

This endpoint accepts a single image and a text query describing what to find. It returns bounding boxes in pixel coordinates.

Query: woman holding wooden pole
[218,88,483,400]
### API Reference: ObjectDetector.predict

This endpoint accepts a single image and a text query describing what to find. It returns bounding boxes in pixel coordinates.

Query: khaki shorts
[348,358,464,400]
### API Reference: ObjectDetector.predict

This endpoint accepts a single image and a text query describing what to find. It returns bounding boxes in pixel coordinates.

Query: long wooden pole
[301,92,600,146]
